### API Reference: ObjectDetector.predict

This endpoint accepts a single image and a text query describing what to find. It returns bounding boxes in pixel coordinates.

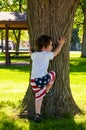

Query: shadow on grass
[29,116,86,130]
[0,112,23,130]
[70,57,86,73]
[0,111,86,130]
[0,65,31,73]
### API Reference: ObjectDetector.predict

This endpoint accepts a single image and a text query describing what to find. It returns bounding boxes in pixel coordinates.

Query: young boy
[30,35,66,122]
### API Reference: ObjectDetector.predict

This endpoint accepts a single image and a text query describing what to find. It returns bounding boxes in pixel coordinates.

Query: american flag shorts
[30,71,56,100]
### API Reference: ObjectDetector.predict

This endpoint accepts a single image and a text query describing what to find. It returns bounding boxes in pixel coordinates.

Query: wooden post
[1,31,4,53]
[5,24,10,66]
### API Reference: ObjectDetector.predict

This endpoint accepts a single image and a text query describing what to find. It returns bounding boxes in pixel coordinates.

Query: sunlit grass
[0,66,30,107]
[0,65,30,129]
[70,52,86,113]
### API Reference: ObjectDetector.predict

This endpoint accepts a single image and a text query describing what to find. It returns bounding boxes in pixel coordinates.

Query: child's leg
[30,79,46,113]
[30,79,46,122]
[34,97,44,122]
[46,71,56,93]
[46,79,55,93]
[35,97,43,114]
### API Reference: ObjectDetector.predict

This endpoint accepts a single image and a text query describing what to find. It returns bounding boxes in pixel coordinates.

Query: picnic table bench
[3,51,30,65]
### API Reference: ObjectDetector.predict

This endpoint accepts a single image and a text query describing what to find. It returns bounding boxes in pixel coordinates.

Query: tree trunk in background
[15,30,21,55]
[1,31,4,53]
[81,7,86,57]
[15,0,22,55]
[22,0,80,119]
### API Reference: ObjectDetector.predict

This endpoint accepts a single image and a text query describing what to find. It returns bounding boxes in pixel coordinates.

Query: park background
[0,0,86,130]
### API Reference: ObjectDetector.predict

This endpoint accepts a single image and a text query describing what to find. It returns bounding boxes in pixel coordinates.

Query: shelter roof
[0,12,28,29]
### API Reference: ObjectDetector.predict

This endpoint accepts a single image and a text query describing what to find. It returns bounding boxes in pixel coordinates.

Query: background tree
[0,30,4,52]
[72,5,84,51]
[22,0,81,119]
[71,28,80,51]
[14,0,22,55]
[73,0,86,57]
[80,0,86,57]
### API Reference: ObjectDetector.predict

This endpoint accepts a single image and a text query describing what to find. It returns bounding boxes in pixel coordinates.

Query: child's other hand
[57,36,66,45]
[29,44,32,54]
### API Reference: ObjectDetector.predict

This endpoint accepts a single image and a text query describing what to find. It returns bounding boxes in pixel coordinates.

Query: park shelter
[0,12,28,66]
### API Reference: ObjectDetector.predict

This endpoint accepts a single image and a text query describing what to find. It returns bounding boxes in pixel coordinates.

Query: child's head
[36,35,52,51]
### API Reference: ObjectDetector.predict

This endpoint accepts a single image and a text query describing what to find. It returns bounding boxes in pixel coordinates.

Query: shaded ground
[0,61,30,66]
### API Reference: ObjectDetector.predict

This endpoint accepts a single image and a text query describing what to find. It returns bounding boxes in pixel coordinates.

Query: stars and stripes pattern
[35,74,51,88]
[30,71,56,100]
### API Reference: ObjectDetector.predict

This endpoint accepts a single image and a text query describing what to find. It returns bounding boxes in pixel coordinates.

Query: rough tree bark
[22,0,81,119]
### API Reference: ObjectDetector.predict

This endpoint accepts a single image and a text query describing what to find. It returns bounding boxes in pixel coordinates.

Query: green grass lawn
[0,65,30,130]
[0,51,86,130]
[70,52,86,112]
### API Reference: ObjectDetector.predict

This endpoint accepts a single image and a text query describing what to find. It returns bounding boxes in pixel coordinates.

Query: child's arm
[53,37,66,57]
[28,45,32,55]
[29,44,34,54]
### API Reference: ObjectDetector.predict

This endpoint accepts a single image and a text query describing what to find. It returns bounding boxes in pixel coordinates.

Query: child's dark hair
[36,35,52,51]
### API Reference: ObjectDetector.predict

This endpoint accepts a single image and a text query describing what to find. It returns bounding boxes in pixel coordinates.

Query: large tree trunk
[22,0,80,119]
[81,7,86,57]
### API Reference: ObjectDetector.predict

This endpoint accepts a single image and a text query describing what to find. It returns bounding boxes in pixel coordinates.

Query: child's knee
[48,71,56,82]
